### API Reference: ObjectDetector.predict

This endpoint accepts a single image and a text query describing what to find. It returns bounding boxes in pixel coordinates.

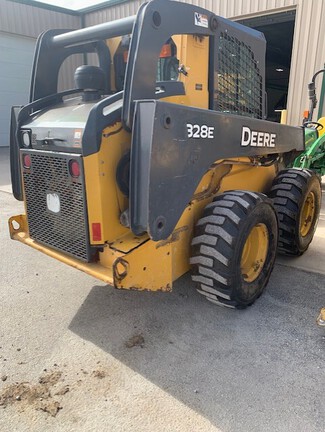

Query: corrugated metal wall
[287,0,325,124]
[85,0,325,126]
[0,0,82,95]
[180,0,297,18]
[84,0,298,25]
[0,0,80,38]
[84,0,142,25]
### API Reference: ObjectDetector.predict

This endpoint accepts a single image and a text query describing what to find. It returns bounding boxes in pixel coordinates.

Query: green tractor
[293,68,325,176]
[296,68,325,327]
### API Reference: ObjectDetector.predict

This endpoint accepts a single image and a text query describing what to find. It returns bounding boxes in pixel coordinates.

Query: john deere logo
[241,126,276,148]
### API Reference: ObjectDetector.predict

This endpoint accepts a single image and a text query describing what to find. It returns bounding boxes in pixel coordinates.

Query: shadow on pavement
[69,267,325,432]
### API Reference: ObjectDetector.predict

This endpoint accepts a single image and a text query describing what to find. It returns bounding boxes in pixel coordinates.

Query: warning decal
[73,129,83,147]
[194,12,208,28]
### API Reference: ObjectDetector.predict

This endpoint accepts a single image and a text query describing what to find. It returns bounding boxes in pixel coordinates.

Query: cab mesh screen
[215,32,263,119]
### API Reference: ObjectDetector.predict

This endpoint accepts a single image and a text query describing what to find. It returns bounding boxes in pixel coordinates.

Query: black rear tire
[269,168,321,256]
[190,191,278,309]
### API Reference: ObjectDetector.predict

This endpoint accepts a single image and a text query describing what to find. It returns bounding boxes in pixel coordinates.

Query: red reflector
[69,159,80,178]
[92,223,102,241]
[123,50,129,63]
[23,154,31,169]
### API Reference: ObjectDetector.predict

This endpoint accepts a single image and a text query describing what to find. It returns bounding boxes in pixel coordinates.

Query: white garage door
[0,32,36,147]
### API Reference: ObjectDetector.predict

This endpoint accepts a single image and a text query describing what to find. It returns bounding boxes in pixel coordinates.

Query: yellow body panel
[169,35,209,109]
[83,122,130,244]
[219,160,277,193]
[111,238,173,291]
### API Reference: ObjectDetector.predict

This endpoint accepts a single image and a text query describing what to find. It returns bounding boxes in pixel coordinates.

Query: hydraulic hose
[308,69,325,121]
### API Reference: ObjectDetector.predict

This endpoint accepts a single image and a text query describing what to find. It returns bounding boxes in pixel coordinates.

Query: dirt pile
[0,370,65,417]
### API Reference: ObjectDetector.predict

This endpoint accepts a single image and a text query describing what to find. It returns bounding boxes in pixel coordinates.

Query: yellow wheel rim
[240,223,269,283]
[300,191,315,237]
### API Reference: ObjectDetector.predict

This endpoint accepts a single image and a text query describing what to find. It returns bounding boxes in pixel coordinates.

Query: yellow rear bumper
[8,214,174,291]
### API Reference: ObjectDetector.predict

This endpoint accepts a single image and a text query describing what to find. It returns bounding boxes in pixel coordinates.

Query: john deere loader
[9,0,322,309]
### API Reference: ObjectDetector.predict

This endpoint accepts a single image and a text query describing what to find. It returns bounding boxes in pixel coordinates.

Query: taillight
[23,154,31,169]
[69,159,80,178]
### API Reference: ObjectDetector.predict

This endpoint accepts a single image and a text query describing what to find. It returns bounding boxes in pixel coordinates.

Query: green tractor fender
[294,128,325,175]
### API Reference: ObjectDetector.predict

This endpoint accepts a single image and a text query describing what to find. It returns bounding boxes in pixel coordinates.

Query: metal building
[84,0,325,126]
[1,0,325,146]
[0,0,80,146]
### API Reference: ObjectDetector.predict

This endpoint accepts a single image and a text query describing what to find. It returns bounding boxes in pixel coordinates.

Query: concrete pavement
[0,147,324,432]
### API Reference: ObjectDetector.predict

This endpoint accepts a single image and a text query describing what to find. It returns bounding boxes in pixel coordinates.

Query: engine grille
[22,150,91,261]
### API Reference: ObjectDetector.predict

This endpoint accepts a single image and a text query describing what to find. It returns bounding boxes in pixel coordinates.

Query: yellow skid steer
[9,0,321,308]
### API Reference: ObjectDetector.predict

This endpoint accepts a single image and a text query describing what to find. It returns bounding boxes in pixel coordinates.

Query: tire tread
[190,190,276,308]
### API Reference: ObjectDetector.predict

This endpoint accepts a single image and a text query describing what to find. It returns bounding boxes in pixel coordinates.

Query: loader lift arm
[130,100,304,240]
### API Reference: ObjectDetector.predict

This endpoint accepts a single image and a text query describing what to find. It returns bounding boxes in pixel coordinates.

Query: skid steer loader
[9,0,322,309]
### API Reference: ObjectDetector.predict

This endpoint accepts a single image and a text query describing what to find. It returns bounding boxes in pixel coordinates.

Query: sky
[34,0,114,11]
